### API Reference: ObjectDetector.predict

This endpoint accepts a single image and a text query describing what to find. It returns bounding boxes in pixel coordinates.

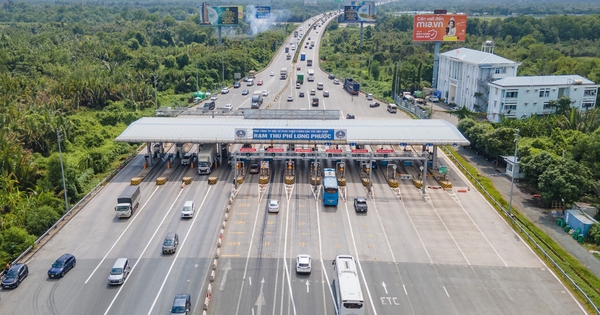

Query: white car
[270,72,274,76]
[333,79,340,85]
[221,87,229,94]
[429,96,439,102]
[224,104,233,111]
[287,95,294,102]
[310,89,316,95]
[323,91,329,97]
[210,95,218,101]
[262,90,269,96]
[296,254,312,274]
[268,199,280,213]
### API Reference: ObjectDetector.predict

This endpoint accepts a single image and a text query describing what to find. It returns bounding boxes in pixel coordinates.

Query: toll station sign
[252,129,347,141]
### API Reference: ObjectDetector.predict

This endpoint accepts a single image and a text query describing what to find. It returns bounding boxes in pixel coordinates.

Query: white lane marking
[306,280,310,293]
[235,186,265,315]
[403,284,408,295]
[280,186,297,315]
[428,195,471,265]
[315,189,336,315]
[146,186,212,314]
[399,193,433,264]
[249,277,252,286]
[443,286,450,297]
[102,185,185,315]
[343,201,377,315]
[219,259,232,290]
[382,282,388,294]
[84,186,160,284]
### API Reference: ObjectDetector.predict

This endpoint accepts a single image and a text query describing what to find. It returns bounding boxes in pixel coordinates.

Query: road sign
[239,148,257,152]
[400,142,407,146]
[326,149,343,153]
[351,149,369,153]
[439,166,448,174]
[376,149,394,153]
[295,148,313,153]
[267,148,284,152]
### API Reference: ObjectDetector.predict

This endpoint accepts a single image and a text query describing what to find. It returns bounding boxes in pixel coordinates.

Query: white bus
[332,255,365,315]
[307,69,315,82]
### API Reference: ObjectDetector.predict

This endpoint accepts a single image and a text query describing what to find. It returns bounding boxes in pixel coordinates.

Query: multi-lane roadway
[0,12,587,315]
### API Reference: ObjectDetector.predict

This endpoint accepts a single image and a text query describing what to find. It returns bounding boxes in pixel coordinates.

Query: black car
[346,113,355,119]
[48,253,76,278]
[328,74,335,79]
[249,163,260,174]
[204,101,215,110]
[299,91,305,98]
[171,293,191,314]
[2,263,28,289]
[369,102,380,108]
[233,81,241,88]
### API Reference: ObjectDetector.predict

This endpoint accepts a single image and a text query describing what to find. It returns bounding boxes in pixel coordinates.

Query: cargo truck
[300,53,306,61]
[280,67,288,79]
[344,78,360,95]
[115,186,141,218]
[197,145,216,175]
[310,41,315,47]
[297,72,304,84]
[307,69,315,82]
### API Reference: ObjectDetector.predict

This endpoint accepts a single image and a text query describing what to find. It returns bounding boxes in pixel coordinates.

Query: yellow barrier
[208,177,217,185]
[337,178,346,186]
[236,176,245,184]
[130,177,143,185]
[259,176,269,184]
[387,179,399,188]
[156,177,167,185]
[412,179,423,189]
[285,176,295,185]
[183,177,192,185]
[361,178,372,187]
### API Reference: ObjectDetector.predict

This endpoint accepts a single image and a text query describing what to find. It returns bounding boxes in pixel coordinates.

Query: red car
[257,80,263,86]
[297,66,301,70]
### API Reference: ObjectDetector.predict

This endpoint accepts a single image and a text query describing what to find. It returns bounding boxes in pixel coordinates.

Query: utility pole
[153,76,158,109]
[57,129,69,214]
[508,128,520,217]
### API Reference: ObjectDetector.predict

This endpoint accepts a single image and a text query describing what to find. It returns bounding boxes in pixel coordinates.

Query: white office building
[487,75,599,122]
[437,48,520,112]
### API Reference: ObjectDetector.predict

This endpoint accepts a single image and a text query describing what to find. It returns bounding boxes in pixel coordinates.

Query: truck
[306,59,313,67]
[300,53,306,61]
[115,186,141,218]
[251,91,263,109]
[297,72,304,84]
[344,78,360,95]
[307,69,315,82]
[310,41,315,47]
[280,67,288,79]
[197,145,216,175]
[248,70,256,79]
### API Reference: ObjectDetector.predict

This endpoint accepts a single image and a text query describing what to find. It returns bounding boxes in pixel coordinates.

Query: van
[251,91,263,109]
[108,258,130,285]
[162,232,179,254]
[246,79,254,86]
[181,200,195,218]
[181,153,194,166]
[387,103,397,113]
[366,93,373,100]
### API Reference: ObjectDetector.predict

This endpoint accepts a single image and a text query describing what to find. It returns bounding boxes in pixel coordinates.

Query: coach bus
[332,255,365,315]
[323,168,339,206]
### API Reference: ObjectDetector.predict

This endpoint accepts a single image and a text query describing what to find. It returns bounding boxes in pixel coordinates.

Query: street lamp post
[508,128,520,217]
[57,129,69,214]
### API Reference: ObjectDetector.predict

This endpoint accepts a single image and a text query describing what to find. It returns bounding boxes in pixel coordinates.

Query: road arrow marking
[382,281,388,294]
[306,280,310,293]
[219,259,232,290]
[254,289,266,315]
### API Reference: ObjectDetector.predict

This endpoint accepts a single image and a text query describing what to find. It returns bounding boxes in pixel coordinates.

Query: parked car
[346,113,355,119]
[429,96,439,102]
[242,89,249,95]
[171,293,191,315]
[354,197,368,212]
[296,254,312,274]
[268,199,280,213]
[48,254,76,278]
[369,102,380,108]
[2,263,28,289]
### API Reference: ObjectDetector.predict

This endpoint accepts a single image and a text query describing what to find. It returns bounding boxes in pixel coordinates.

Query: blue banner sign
[252,129,347,141]
[255,6,271,19]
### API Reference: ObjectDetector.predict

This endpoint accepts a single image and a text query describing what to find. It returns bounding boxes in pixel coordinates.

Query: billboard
[344,2,376,23]
[200,3,239,26]
[234,129,347,141]
[413,14,467,42]
[254,6,270,19]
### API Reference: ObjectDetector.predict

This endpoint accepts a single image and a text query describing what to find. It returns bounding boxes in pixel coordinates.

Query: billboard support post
[433,41,440,89]
[360,21,364,47]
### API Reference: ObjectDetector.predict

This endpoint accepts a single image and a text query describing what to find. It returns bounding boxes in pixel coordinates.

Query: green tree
[538,158,592,205]
[26,205,61,236]
[521,151,559,190]
[0,227,36,259]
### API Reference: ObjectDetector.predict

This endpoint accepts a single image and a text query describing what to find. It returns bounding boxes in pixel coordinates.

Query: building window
[495,67,506,74]
[539,88,550,97]
[495,88,498,95]
[582,102,595,109]
[494,101,498,107]
[505,104,517,111]
[543,102,552,109]
[505,90,518,98]
[584,89,597,97]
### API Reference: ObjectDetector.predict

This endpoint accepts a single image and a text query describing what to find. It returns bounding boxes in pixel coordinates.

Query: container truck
[344,78,360,95]
[115,186,141,218]
[300,53,306,61]
[297,72,304,84]
[280,67,288,79]
[197,145,216,175]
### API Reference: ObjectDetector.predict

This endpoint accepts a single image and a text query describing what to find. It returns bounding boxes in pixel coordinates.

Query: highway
[0,11,587,315]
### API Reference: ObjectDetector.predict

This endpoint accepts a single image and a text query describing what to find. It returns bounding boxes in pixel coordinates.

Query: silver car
[296,254,312,274]
[268,199,280,213]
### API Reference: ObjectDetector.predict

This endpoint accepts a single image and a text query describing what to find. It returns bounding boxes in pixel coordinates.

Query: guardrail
[441,146,600,314]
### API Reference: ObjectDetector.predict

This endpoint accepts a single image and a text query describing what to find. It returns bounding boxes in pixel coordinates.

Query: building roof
[439,48,519,66]
[115,117,470,146]
[489,75,596,87]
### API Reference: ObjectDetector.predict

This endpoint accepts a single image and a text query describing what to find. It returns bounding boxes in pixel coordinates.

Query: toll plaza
[115,111,469,193]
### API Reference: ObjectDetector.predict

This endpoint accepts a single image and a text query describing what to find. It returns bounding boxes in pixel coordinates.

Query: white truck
[280,67,288,79]
[197,145,216,175]
[307,69,315,82]
[115,186,141,218]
